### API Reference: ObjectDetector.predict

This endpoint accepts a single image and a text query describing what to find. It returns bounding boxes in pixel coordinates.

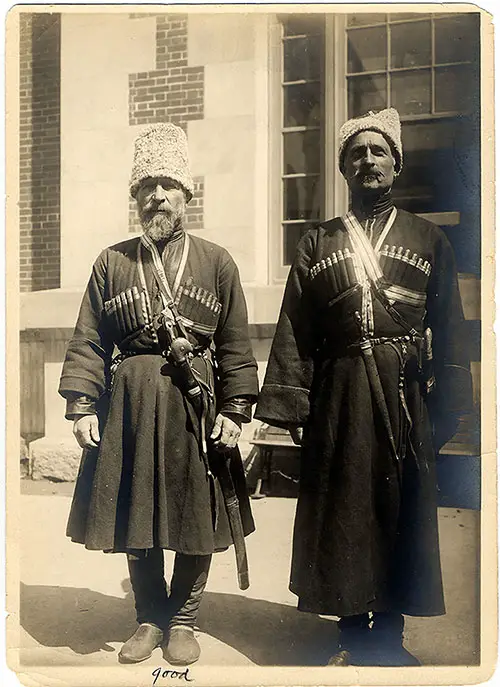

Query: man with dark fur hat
[59,123,258,665]
[256,108,473,666]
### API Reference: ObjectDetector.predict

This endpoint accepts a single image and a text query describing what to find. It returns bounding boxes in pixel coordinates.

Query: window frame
[271,11,480,278]
[346,12,478,121]
[271,13,348,283]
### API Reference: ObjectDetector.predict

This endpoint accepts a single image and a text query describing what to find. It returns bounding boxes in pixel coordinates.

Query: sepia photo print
[5,4,496,686]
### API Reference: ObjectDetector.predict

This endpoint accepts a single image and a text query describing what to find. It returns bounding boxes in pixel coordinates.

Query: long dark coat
[59,232,259,555]
[255,209,473,618]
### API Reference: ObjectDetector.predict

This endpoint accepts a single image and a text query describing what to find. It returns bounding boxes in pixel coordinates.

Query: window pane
[394,118,480,274]
[435,14,479,64]
[347,14,386,27]
[347,26,387,73]
[390,70,431,115]
[283,176,321,221]
[283,222,317,265]
[348,74,387,117]
[390,21,431,68]
[284,83,321,127]
[394,119,473,212]
[283,130,321,175]
[280,14,324,37]
[284,35,321,82]
[435,65,476,113]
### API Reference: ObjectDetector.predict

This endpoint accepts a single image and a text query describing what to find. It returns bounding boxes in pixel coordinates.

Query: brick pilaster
[19,13,61,292]
[128,14,205,233]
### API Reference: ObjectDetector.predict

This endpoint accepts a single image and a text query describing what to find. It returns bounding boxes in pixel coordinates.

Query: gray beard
[139,211,184,242]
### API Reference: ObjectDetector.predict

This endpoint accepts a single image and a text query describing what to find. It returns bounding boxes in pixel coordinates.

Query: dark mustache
[346,168,383,182]
[143,199,172,215]
[355,168,382,178]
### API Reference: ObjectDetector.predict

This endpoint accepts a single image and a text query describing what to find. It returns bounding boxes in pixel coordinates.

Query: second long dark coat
[256,209,473,618]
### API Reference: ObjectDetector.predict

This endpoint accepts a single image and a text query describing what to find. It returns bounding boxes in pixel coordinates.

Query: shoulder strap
[139,233,190,338]
[342,209,419,338]
[375,288,420,338]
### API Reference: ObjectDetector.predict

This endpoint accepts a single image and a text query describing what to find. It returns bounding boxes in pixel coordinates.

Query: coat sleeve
[213,251,259,411]
[255,231,318,428]
[425,229,474,422]
[58,251,114,406]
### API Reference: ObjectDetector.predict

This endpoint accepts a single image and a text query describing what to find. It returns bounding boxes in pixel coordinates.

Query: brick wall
[19,13,61,292]
[129,14,204,233]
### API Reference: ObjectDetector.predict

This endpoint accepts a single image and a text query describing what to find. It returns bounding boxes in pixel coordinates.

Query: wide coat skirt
[66,354,255,555]
[289,343,445,618]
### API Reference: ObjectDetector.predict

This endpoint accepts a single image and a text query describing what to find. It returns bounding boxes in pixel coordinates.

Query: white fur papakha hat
[129,123,194,201]
[338,108,403,174]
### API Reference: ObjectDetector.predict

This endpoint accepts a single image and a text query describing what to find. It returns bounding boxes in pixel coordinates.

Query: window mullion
[331,14,348,217]
[386,15,391,107]
[431,16,436,115]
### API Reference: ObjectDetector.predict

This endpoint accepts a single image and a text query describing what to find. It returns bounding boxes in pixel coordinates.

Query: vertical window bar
[280,20,285,267]
[318,23,326,222]
[386,15,391,107]
[431,16,436,115]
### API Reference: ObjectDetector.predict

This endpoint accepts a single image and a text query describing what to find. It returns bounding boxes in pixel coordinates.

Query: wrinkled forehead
[345,129,393,156]
[138,176,180,190]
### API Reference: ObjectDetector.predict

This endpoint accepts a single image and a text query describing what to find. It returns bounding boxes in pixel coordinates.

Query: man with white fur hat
[59,123,259,665]
[256,108,473,666]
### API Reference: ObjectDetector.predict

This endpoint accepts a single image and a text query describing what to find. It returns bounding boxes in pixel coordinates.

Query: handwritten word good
[152,667,194,685]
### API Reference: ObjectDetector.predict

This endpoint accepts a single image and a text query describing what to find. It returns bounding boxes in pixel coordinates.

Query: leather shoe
[119,623,163,663]
[163,626,201,665]
[327,649,351,666]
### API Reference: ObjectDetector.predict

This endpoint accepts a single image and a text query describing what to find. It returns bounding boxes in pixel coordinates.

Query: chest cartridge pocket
[174,282,222,337]
[309,248,361,306]
[379,245,432,291]
[104,286,151,341]
[378,245,432,308]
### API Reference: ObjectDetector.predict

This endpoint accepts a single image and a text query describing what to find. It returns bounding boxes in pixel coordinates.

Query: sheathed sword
[209,449,250,590]
[354,312,402,485]
[167,334,250,590]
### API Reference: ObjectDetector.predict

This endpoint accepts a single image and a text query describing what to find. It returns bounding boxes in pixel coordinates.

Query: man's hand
[73,415,100,449]
[210,413,241,451]
[289,426,303,446]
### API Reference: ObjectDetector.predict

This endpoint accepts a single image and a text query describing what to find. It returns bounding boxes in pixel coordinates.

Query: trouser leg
[371,611,404,646]
[162,553,212,666]
[329,613,371,666]
[371,612,420,665]
[338,614,371,649]
[127,548,169,629]
[168,553,212,628]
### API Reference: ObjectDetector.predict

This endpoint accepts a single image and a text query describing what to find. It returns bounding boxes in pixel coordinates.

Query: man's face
[343,131,396,196]
[136,177,187,241]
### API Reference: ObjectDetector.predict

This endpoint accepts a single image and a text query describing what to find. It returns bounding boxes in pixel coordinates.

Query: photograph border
[4,3,497,685]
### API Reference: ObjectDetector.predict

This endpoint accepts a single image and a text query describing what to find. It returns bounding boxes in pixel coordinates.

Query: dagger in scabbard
[355,311,402,486]
[167,333,250,591]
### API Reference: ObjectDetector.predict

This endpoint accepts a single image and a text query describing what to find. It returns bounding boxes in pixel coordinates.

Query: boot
[162,553,212,666]
[120,548,170,663]
[119,623,163,663]
[328,614,372,666]
[126,548,170,629]
[371,612,420,666]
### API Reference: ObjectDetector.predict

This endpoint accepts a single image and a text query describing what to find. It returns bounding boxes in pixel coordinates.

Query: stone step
[29,436,82,482]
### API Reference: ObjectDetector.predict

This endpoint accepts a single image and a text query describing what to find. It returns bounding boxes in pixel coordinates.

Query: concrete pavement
[14,483,480,670]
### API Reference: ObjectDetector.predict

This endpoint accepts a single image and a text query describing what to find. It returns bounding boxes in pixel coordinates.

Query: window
[277,12,481,275]
[279,15,324,266]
